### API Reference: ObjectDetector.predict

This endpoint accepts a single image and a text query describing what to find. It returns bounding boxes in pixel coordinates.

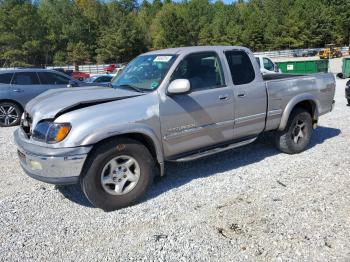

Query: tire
[347,99,350,106]
[275,108,313,154]
[80,138,155,211]
[0,102,22,127]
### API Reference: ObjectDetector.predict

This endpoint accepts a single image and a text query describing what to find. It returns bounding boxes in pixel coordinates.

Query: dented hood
[26,86,142,124]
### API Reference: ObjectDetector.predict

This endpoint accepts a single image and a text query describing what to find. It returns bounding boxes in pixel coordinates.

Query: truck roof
[143,45,251,56]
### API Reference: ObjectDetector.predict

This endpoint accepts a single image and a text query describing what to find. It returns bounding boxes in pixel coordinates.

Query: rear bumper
[14,128,92,185]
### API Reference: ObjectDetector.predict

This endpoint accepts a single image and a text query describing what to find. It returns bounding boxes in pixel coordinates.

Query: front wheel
[275,108,313,154]
[80,138,155,211]
[0,102,22,127]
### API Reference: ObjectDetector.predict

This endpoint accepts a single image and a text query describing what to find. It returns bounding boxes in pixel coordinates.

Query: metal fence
[253,46,349,58]
[46,64,110,75]
[1,47,349,74]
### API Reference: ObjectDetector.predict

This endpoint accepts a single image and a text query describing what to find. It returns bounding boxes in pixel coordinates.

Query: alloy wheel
[100,155,141,195]
[0,104,20,126]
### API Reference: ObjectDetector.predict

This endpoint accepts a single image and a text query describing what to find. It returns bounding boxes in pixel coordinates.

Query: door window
[263,58,275,71]
[225,51,255,85]
[12,72,40,85]
[0,73,13,84]
[38,72,70,85]
[171,52,225,91]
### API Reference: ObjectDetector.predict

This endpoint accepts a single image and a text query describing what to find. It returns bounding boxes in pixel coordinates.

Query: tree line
[0,0,349,67]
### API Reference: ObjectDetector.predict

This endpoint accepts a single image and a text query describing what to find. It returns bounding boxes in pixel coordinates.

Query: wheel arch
[84,128,165,176]
[0,99,24,112]
[278,94,319,131]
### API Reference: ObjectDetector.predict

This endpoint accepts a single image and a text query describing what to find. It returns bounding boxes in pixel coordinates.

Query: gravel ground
[1,78,350,261]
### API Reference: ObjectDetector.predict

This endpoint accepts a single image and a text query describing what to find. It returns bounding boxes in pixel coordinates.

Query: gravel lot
[1,78,349,261]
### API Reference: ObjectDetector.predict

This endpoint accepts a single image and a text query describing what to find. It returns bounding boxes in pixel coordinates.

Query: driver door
[159,52,235,158]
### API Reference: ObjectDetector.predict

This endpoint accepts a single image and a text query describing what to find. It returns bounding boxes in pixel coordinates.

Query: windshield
[111,54,177,91]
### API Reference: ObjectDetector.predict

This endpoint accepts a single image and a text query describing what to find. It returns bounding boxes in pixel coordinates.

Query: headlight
[32,121,71,143]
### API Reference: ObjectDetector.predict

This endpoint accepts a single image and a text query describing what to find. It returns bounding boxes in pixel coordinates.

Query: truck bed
[262,73,305,81]
[264,72,335,132]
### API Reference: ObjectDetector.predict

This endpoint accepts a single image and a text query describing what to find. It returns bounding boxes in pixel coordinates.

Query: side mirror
[274,64,280,73]
[67,80,79,88]
[167,79,190,95]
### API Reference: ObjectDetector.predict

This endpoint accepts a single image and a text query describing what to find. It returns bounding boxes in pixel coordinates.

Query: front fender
[278,93,320,131]
[80,123,164,165]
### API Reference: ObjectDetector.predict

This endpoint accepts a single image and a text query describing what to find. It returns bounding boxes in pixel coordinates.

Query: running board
[169,138,257,162]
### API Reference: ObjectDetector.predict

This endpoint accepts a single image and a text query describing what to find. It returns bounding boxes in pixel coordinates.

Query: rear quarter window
[225,51,255,85]
[0,73,14,84]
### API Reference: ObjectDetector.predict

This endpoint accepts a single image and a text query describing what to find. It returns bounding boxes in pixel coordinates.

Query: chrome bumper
[14,129,92,185]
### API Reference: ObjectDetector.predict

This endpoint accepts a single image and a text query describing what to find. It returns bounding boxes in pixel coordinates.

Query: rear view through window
[38,72,70,85]
[0,73,13,84]
[225,51,255,85]
[12,72,40,85]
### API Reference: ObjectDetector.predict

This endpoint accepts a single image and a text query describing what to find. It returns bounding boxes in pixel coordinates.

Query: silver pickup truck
[14,46,335,211]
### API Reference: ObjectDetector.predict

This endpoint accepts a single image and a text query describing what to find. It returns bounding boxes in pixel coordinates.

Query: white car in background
[255,55,282,75]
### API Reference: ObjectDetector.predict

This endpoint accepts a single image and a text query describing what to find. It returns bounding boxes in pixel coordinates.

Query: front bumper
[14,129,92,185]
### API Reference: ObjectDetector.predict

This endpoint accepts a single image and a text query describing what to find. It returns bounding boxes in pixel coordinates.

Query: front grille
[21,112,32,138]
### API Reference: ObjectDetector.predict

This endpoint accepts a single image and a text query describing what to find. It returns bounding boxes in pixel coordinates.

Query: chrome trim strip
[163,119,234,140]
[267,109,283,117]
[235,113,266,124]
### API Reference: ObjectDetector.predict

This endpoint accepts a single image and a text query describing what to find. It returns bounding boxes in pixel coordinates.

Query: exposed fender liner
[278,93,320,131]
[80,123,165,175]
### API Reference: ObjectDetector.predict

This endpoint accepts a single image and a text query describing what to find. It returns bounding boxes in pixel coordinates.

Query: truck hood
[26,86,142,125]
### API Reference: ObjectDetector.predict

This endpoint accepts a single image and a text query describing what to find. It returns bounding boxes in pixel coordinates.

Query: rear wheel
[80,138,155,211]
[0,102,22,127]
[275,108,313,154]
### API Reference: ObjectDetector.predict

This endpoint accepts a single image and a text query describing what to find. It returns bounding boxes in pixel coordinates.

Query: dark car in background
[0,68,89,127]
[293,49,318,57]
[84,74,113,86]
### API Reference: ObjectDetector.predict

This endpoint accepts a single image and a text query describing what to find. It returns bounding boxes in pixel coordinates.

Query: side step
[169,137,257,162]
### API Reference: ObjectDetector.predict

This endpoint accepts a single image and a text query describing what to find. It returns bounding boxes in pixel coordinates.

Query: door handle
[219,94,229,101]
[12,89,24,93]
[237,93,246,98]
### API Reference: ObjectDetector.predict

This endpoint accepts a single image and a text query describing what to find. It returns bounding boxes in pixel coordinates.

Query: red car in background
[104,64,117,73]
[71,71,90,81]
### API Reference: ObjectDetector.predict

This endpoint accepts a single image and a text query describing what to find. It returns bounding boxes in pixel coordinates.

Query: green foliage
[0,0,349,66]
[151,4,190,49]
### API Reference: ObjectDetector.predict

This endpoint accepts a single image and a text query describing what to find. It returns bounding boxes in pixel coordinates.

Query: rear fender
[278,94,320,131]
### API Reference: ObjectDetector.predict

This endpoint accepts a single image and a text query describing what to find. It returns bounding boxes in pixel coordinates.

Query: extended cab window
[0,73,13,84]
[12,72,40,85]
[38,72,70,85]
[172,52,225,91]
[225,51,255,85]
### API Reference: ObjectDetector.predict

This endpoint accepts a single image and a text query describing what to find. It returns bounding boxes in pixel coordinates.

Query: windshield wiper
[114,84,144,93]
